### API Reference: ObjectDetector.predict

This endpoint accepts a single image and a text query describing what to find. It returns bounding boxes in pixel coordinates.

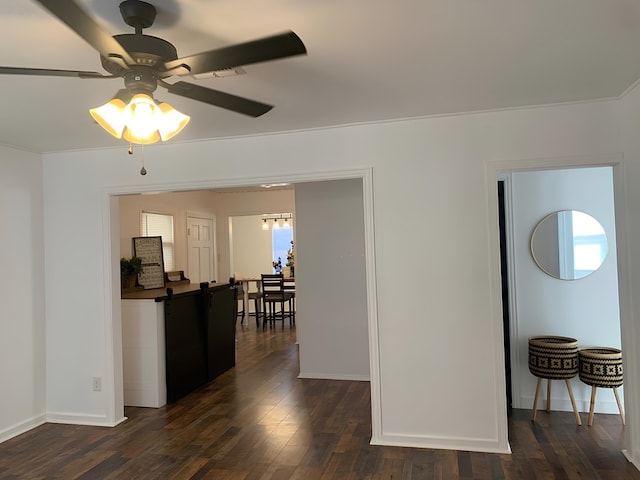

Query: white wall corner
[46,411,127,427]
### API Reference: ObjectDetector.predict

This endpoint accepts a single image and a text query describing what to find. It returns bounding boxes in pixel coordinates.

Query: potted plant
[272,257,282,274]
[120,256,143,290]
[285,240,295,277]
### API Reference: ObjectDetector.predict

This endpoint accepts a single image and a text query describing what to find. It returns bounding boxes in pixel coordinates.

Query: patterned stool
[528,335,581,425]
[578,347,624,426]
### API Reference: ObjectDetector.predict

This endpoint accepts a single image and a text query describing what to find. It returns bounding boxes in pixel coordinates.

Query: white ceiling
[2,0,640,153]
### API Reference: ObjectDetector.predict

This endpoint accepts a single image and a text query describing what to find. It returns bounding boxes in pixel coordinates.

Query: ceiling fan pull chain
[126,142,147,175]
[139,143,147,175]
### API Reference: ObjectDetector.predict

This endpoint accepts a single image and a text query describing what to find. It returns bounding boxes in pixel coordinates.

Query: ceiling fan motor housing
[101,1,178,77]
[101,34,179,76]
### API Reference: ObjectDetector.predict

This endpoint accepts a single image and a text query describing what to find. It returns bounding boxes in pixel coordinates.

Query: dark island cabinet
[163,283,236,403]
[207,286,236,380]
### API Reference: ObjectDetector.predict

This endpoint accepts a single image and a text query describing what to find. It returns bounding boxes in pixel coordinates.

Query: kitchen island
[121,282,236,407]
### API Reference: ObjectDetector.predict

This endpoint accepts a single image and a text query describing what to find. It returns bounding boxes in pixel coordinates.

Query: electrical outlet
[92,377,102,392]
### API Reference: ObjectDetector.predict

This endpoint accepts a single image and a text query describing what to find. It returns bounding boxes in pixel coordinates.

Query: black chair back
[261,273,285,295]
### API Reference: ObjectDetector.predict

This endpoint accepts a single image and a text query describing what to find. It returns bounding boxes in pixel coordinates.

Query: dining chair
[261,273,294,329]
[230,277,262,327]
[248,289,264,328]
[283,280,295,326]
[229,277,245,325]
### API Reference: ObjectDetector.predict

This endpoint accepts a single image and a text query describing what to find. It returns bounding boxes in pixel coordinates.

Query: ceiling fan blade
[0,66,109,78]
[35,0,135,68]
[165,81,273,117]
[163,31,306,76]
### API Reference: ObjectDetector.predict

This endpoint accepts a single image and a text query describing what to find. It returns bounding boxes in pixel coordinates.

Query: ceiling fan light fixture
[90,92,190,145]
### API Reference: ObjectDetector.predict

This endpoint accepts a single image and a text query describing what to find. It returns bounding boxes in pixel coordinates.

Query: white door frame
[486,153,636,460]
[103,167,381,440]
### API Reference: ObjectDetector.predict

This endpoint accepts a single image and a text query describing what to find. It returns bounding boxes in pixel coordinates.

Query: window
[571,211,607,276]
[272,228,293,272]
[140,212,175,271]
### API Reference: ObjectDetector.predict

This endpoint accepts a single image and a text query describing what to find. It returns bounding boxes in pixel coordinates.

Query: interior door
[187,215,216,283]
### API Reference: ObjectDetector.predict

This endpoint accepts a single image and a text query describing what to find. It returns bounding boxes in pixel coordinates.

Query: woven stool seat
[528,335,581,425]
[578,347,624,426]
[578,347,623,387]
[529,335,578,379]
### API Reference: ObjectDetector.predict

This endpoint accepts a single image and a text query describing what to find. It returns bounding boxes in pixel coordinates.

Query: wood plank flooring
[1,324,638,479]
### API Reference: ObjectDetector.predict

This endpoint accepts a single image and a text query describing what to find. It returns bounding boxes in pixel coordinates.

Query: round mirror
[530,210,608,280]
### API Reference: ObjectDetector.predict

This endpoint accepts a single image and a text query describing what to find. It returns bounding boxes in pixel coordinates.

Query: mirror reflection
[530,210,607,280]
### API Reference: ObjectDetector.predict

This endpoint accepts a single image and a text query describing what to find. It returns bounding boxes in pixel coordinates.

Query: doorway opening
[496,165,623,424]
[108,170,381,440]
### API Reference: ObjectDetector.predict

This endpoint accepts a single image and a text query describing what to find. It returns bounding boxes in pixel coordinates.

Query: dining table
[235,275,295,325]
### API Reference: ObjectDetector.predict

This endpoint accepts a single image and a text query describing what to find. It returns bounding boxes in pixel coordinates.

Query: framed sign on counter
[133,236,165,289]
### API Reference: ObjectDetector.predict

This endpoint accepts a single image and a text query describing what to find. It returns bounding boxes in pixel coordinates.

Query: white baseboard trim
[622,449,640,472]
[297,372,370,381]
[371,432,511,454]
[46,412,127,427]
[0,414,47,444]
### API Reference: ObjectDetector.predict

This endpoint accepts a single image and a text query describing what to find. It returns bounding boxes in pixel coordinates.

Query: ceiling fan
[0,0,307,143]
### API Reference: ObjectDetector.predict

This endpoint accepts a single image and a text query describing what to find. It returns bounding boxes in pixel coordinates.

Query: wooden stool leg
[588,386,597,426]
[546,379,552,412]
[532,377,542,422]
[564,379,582,426]
[613,387,625,426]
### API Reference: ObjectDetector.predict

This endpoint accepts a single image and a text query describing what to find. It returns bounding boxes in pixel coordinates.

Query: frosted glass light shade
[157,102,190,141]
[89,98,127,139]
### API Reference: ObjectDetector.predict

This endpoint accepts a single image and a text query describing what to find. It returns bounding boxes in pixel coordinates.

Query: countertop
[121,282,231,301]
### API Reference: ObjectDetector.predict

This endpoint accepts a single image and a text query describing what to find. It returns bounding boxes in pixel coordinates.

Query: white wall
[295,179,369,380]
[119,189,295,283]
[119,190,218,278]
[40,96,630,454]
[507,167,620,413]
[0,145,46,441]
[209,189,295,281]
[230,214,274,279]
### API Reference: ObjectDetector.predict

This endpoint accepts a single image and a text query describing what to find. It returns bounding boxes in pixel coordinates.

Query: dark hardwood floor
[1,324,638,479]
